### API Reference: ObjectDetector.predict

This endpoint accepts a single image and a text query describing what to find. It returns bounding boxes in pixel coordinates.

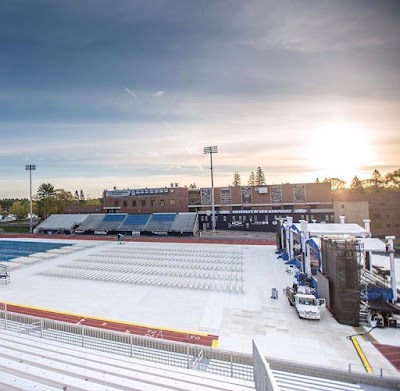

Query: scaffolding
[321,239,361,326]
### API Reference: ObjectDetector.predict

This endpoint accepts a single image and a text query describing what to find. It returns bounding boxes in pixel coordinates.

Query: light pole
[25,164,36,234]
[203,146,218,232]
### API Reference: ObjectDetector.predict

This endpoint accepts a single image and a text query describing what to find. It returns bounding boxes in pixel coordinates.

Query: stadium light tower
[203,146,218,232]
[25,164,36,234]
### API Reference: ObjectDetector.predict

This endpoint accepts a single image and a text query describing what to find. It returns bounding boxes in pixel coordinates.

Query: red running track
[6,304,218,347]
[374,343,400,371]
[0,233,275,246]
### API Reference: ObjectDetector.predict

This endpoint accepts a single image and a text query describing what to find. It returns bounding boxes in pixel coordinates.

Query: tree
[385,169,400,190]
[9,201,29,219]
[349,176,364,192]
[35,183,57,219]
[248,172,255,186]
[232,172,241,187]
[79,190,85,203]
[74,190,80,202]
[315,178,320,183]
[255,167,266,185]
[324,177,346,193]
[365,169,385,192]
[189,183,197,189]
[85,198,101,206]
[54,189,76,213]
[35,184,77,218]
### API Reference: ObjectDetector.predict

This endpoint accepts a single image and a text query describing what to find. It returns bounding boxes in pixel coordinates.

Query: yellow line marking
[1,300,211,337]
[350,336,373,373]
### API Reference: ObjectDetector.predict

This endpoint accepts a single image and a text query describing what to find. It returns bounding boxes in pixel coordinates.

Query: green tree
[349,176,364,192]
[35,183,57,219]
[315,178,320,183]
[54,189,76,213]
[189,183,197,189]
[79,190,85,203]
[232,172,241,187]
[385,169,400,190]
[248,172,255,186]
[9,201,29,219]
[255,167,266,185]
[85,198,101,205]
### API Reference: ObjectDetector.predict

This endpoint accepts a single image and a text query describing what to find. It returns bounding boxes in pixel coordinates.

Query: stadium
[1,222,399,390]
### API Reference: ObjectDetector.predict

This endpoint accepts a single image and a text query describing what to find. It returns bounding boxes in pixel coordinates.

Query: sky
[1,0,399,199]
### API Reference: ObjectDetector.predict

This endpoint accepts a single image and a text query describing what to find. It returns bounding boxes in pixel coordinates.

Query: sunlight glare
[308,121,374,183]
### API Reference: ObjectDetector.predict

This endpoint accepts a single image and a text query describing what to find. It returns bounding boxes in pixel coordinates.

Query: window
[132,200,136,207]
[170,199,176,206]
[160,200,165,207]
[223,215,227,222]
[123,201,127,207]
[325,215,329,221]
[114,201,118,207]
[151,200,156,207]
[141,200,146,207]
[373,213,381,219]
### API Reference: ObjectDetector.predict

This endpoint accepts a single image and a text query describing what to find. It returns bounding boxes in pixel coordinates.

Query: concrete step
[273,369,363,391]
[0,330,255,391]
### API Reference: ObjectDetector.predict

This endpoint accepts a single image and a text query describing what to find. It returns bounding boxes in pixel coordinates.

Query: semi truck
[285,286,325,320]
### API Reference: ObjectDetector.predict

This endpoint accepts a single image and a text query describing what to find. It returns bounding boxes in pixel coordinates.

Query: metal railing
[348,362,399,378]
[0,307,253,381]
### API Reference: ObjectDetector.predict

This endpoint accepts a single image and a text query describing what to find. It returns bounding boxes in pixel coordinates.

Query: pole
[210,151,215,232]
[25,164,36,234]
[203,146,218,233]
[29,168,33,233]
[385,236,397,303]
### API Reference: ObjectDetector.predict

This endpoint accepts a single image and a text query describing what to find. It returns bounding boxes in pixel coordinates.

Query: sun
[307,121,374,183]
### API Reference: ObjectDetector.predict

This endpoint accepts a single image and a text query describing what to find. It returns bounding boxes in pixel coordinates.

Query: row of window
[114,199,176,208]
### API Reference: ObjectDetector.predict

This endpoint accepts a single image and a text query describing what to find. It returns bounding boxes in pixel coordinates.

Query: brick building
[333,192,400,239]
[103,186,189,214]
[102,182,335,232]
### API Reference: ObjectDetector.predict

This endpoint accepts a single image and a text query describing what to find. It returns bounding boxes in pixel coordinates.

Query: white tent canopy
[361,237,386,252]
[292,223,369,238]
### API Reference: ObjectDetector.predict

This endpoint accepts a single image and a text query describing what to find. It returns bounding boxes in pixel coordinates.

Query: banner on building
[241,187,252,204]
[201,188,212,205]
[220,188,231,205]
[293,184,306,203]
[270,186,282,203]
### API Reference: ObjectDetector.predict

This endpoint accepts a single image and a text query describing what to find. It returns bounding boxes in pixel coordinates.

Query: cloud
[153,91,164,97]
